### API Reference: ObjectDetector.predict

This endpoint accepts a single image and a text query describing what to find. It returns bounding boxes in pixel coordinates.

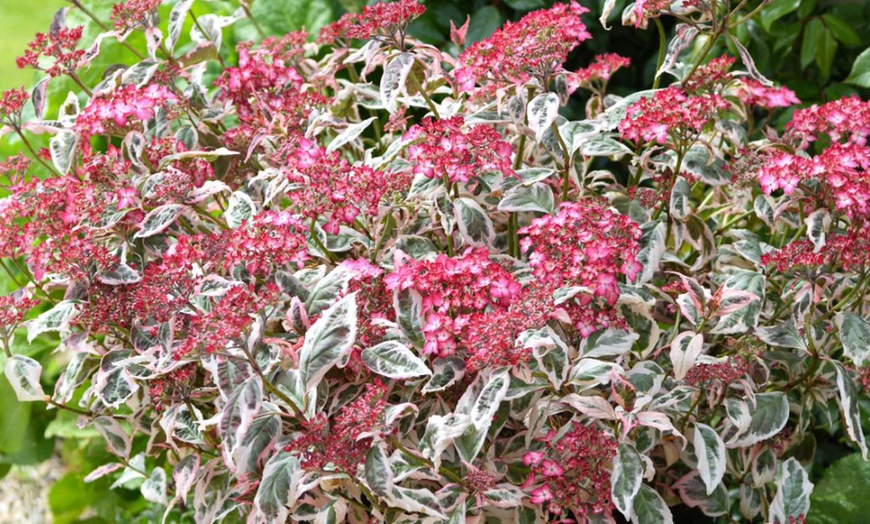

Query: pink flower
[541,460,565,478]
[530,485,554,504]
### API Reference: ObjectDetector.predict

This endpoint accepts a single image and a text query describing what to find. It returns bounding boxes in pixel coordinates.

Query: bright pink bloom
[455,2,591,94]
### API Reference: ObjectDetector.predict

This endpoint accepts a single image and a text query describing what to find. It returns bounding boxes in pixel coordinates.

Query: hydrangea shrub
[1,0,868,522]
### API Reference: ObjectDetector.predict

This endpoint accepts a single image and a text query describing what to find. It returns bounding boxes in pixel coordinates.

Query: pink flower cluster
[785,95,869,148]
[384,248,522,357]
[16,26,85,77]
[75,84,178,143]
[278,135,409,234]
[0,88,29,123]
[757,143,870,220]
[618,86,728,145]
[739,79,800,109]
[176,284,276,357]
[523,423,617,519]
[285,380,387,473]
[520,199,642,303]
[167,211,311,277]
[215,33,325,130]
[320,0,425,44]
[403,116,514,184]
[0,293,39,329]
[454,1,591,93]
[111,0,162,33]
[762,230,870,274]
[568,53,631,93]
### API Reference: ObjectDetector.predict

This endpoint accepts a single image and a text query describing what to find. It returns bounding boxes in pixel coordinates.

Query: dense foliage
[1,0,869,522]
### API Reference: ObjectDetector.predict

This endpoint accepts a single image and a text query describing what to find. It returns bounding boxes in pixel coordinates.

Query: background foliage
[0,0,868,522]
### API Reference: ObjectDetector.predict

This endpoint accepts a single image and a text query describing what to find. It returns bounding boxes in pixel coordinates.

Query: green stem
[241,3,266,39]
[682,31,720,87]
[408,64,440,119]
[508,212,519,258]
[309,218,338,264]
[550,122,571,200]
[652,18,667,90]
[15,129,59,176]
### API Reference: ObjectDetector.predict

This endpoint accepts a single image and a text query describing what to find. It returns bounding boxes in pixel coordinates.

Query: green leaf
[801,18,825,70]
[759,0,800,32]
[822,14,861,46]
[250,0,334,36]
[502,0,546,11]
[612,443,644,519]
[815,27,838,82]
[361,340,432,379]
[809,453,870,524]
[845,47,870,88]
[298,292,357,392]
[465,6,502,44]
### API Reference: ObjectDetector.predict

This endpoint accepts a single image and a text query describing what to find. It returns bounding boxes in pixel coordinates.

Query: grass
[0,0,67,91]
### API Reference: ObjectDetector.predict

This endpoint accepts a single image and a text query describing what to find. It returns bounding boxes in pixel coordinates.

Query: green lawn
[0,0,67,91]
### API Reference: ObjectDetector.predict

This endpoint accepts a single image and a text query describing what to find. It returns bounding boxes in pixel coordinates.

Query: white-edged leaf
[31,78,49,120]
[365,443,393,497]
[455,369,509,463]
[98,262,142,285]
[27,300,79,343]
[255,451,302,522]
[835,312,870,367]
[832,361,868,459]
[380,53,415,114]
[387,486,447,519]
[299,292,358,392]
[527,93,560,142]
[580,135,633,157]
[804,208,831,252]
[219,377,263,469]
[94,415,131,459]
[454,197,495,247]
[634,220,666,284]
[4,355,45,402]
[141,468,168,505]
[694,423,726,495]
[327,117,377,153]
[224,191,256,228]
[133,204,186,238]
[669,176,691,220]
[497,183,555,214]
[50,129,78,174]
[361,340,431,379]
[83,463,124,483]
[670,331,703,380]
[173,454,200,501]
[167,0,194,52]
[422,356,466,393]
[727,392,789,448]
[186,180,231,203]
[561,393,618,420]
[631,484,674,524]
[580,328,639,358]
[158,147,238,167]
[612,443,644,519]
[769,458,813,524]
